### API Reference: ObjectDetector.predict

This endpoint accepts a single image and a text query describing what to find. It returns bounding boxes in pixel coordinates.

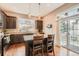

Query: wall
[42,3,78,46]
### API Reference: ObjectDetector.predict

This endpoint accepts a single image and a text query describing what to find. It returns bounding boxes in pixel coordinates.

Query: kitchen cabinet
[6,16,16,29]
[36,20,43,33]
[0,9,16,29]
[0,9,6,29]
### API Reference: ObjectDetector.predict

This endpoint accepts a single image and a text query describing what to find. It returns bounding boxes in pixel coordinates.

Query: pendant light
[38,3,41,20]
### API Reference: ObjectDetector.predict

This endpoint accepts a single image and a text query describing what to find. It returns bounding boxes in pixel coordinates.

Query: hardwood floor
[3,44,79,56]
[4,43,25,56]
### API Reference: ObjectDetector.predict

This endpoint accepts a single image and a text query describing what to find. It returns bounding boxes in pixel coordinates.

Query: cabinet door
[0,11,3,28]
[6,16,16,29]
[36,20,43,33]
[0,10,6,29]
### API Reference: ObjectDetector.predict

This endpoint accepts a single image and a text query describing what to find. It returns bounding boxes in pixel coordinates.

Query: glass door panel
[59,20,68,47]
[68,19,79,54]
[59,18,79,55]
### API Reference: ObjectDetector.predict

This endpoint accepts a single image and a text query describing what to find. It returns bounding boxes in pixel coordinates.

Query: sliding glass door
[68,19,79,54]
[59,20,68,47]
[59,16,79,55]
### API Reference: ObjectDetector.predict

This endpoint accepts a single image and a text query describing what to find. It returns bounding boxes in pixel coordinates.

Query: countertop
[5,33,34,36]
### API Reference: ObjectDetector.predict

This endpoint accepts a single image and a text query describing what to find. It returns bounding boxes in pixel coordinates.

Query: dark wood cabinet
[36,20,43,33]
[0,9,16,29]
[6,16,16,29]
[0,9,6,29]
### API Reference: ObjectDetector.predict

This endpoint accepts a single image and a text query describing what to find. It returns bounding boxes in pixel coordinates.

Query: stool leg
[52,50,55,56]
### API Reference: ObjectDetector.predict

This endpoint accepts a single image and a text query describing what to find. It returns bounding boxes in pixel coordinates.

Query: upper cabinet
[36,20,43,33]
[0,9,6,29]
[0,9,17,29]
[6,16,16,29]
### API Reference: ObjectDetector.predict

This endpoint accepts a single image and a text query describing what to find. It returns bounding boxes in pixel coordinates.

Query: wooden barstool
[46,34,55,56]
[30,36,44,56]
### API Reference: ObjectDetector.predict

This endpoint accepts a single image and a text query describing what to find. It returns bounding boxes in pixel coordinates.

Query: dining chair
[30,36,44,56]
[46,34,55,56]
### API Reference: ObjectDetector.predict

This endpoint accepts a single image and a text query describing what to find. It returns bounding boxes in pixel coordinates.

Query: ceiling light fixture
[38,3,41,20]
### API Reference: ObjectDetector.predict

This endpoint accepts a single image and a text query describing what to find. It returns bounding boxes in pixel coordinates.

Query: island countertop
[5,32,34,36]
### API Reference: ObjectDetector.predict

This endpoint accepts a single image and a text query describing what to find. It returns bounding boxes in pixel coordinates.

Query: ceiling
[0,3,64,17]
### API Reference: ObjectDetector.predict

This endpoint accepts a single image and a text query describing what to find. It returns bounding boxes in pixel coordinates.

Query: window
[17,18,35,33]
